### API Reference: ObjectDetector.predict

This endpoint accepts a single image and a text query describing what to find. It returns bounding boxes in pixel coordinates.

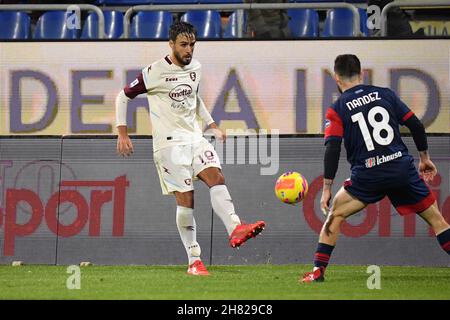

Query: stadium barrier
[0,4,106,39]
[381,0,450,36]
[0,135,448,266]
[0,2,361,39]
[122,2,361,38]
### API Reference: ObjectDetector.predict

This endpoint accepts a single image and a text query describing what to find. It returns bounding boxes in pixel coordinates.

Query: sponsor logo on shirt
[169,84,193,102]
[190,72,196,82]
[365,151,403,168]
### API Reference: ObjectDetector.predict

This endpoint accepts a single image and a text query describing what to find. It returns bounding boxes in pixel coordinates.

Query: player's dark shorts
[344,156,435,216]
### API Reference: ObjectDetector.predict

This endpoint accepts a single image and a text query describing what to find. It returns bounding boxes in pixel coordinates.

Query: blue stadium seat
[322,8,354,37]
[322,8,368,37]
[82,10,123,39]
[96,0,152,5]
[34,11,79,39]
[289,0,365,2]
[288,9,319,37]
[359,8,369,36]
[181,10,221,39]
[199,0,242,3]
[130,11,173,39]
[223,11,246,38]
[0,11,31,39]
[152,0,198,3]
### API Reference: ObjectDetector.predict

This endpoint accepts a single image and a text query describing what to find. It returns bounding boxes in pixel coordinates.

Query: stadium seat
[181,10,222,39]
[322,8,357,37]
[0,11,31,39]
[34,11,79,39]
[96,0,152,5]
[152,0,198,4]
[288,9,319,38]
[289,0,365,2]
[82,10,123,39]
[223,11,246,39]
[130,11,173,39]
[322,8,368,37]
[199,0,243,3]
[359,8,369,36]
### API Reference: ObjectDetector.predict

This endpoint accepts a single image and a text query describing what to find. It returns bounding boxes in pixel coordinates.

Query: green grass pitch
[0,264,449,300]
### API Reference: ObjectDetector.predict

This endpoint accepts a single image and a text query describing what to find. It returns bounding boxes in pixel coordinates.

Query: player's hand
[117,134,134,157]
[212,127,227,142]
[320,189,332,217]
[418,158,437,182]
[207,123,226,142]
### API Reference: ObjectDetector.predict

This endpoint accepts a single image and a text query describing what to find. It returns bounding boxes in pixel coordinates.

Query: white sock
[176,206,201,265]
[210,185,241,235]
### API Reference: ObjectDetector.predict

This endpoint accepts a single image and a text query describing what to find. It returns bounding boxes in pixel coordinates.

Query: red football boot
[229,221,266,248]
[187,260,210,276]
[300,267,325,283]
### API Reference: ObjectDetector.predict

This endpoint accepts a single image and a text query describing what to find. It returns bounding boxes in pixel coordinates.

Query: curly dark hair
[169,21,197,41]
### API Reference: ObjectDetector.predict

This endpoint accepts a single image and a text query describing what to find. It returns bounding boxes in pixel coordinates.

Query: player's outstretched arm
[403,115,436,182]
[116,90,134,157]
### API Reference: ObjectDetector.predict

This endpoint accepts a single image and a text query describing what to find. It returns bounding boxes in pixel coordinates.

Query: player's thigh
[193,139,222,178]
[387,164,436,216]
[331,187,367,219]
[154,146,194,195]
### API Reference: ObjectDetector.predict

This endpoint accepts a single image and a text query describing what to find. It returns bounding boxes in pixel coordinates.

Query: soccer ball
[274,171,309,205]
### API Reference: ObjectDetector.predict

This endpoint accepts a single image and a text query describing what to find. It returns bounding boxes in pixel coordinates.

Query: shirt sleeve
[324,107,344,145]
[196,95,214,126]
[123,73,147,99]
[389,89,414,124]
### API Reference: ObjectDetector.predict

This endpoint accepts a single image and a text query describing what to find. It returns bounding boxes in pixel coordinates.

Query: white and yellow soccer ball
[274,171,309,205]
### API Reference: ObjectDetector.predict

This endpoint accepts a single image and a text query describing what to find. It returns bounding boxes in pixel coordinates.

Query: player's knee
[175,192,194,208]
[215,173,225,186]
[207,172,225,187]
[329,208,346,221]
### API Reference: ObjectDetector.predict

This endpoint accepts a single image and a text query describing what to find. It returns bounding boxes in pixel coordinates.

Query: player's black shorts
[344,156,435,216]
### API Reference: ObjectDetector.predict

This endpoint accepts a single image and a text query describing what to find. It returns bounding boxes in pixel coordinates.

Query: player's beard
[174,50,192,66]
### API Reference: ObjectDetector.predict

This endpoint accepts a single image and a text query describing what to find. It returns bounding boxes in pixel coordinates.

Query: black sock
[314,243,335,273]
[437,228,450,255]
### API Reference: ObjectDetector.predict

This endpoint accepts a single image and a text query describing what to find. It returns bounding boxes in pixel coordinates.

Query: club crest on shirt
[190,72,196,82]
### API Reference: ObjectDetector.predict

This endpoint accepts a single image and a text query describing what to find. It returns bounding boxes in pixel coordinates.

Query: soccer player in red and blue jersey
[301,54,450,283]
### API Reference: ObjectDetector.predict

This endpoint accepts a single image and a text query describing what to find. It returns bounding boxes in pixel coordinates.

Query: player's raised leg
[417,202,450,255]
[197,167,266,248]
[174,191,209,276]
[301,187,366,283]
